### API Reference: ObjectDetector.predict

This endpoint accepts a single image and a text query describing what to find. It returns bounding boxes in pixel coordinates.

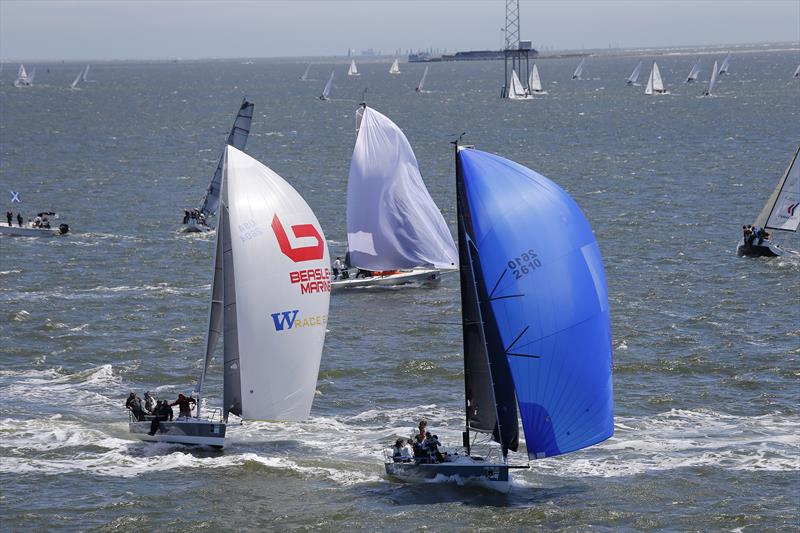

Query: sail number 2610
[508,249,541,280]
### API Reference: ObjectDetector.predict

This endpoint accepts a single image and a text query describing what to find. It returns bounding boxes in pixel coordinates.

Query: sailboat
[182,99,255,232]
[718,52,731,75]
[626,61,643,85]
[389,59,400,75]
[702,61,718,96]
[13,64,32,87]
[415,66,429,92]
[737,145,800,257]
[319,71,334,100]
[644,61,669,95]
[793,64,799,78]
[300,63,311,81]
[507,69,533,100]
[70,70,82,90]
[527,64,546,94]
[82,64,90,82]
[348,59,360,77]
[685,57,701,83]
[331,105,458,290]
[572,58,585,80]
[385,144,614,492]
[131,146,330,448]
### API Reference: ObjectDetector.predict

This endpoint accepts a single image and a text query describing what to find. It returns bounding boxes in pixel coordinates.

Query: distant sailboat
[183,99,255,232]
[793,64,800,78]
[82,64,90,82]
[737,145,800,257]
[626,61,642,85]
[70,70,82,90]
[507,69,533,100]
[572,58,585,80]
[644,61,669,95]
[389,59,400,75]
[300,63,311,81]
[528,63,546,94]
[718,52,731,75]
[13,64,32,87]
[685,57,701,83]
[348,59,360,77]
[415,65,429,92]
[702,61,718,96]
[319,70,334,100]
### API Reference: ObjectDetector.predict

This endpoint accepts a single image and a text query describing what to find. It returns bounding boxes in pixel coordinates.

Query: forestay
[457,148,614,459]
[198,99,255,219]
[346,106,458,270]
[222,146,330,421]
[755,145,800,232]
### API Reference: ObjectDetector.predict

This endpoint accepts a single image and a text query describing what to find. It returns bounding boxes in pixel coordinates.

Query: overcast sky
[1,0,798,61]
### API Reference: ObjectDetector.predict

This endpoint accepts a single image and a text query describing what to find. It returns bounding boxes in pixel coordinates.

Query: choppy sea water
[1,46,799,531]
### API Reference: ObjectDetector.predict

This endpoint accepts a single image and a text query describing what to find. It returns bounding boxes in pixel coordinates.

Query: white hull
[180,219,213,233]
[385,455,511,493]
[331,268,447,291]
[129,418,226,448]
[0,225,64,237]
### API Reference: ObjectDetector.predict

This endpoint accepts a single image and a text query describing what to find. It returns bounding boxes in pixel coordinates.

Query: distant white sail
[222,146,330,421]
[686,57,701,82]
[415,66,428,92]
[572,58,585,80]
[389,59,400,74]
[754,145,800,233]
[14,64,31,87]
[645,61,667,95]
[70,70,82,89]
[528,63,545,93]
[348,60,359,76]
[703,61,718,96]
[507,69,531,100]
[300,63,311,81]
[320,70,334,100]
[793,64,800,78]
[627,61,642,85]
[719,52,731,74]
[82,64,90,82]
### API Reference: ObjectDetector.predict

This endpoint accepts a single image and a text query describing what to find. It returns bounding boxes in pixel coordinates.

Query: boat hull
[385,456,511,493]
[180,220,212,233]
[330,268,446,291]
[0,225,66,237]
[737,238,782,257]
[129,418,226,448]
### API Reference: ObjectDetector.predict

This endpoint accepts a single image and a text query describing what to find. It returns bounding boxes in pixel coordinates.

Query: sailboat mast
[454,140,472,456]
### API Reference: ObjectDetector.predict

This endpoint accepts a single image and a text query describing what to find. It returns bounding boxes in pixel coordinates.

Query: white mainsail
[686,57,701,82]
[508,69,530,99]
[627,61,642,85]
[703,61,718,96]
[719,52,731,74]
[82,64,90,82]
[346,106,458,271]
[348,60,359,76]
[754,146,800,233]
[221,145,330,421]
[320,70,334,100]
[528,63,545,93]
[572,58,585,80]
[415,66,429,92]
[389,59,400,74]
[14,64,31,87]
[300,63,311,81]
[70,70,82,89]
[645,61,666,95]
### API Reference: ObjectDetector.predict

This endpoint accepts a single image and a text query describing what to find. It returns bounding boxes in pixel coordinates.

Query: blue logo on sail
[271,310,299,331]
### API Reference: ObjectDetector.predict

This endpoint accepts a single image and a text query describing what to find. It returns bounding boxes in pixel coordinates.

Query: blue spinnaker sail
[458,148,613,459]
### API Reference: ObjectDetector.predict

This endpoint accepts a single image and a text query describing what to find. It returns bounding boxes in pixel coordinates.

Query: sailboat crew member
[170,393,197,419]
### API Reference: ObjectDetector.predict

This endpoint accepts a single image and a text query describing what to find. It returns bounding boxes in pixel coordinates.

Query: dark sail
[221,202,242,421]
[456,148,519,456]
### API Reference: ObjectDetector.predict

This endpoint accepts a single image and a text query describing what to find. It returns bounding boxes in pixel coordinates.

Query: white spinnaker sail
[223,145,330,421]
[82,64,90,82]
[686,58,701,82]
[719,53,731,74]
[572,58,585,79]
[755,146,800,232]
[627,61,642,84]
[528,64,543,92]
[300,64,311,81]
[389,59,400,74]
[704,61,718,95]
[348,60,359,76]
[70,71,82,89]
[416,66,429,92]
[347,106,458,270]
[321,71,334,99]
[508,69,528,99]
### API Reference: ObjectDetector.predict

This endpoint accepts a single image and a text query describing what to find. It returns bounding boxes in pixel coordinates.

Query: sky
[1,0,798,61]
